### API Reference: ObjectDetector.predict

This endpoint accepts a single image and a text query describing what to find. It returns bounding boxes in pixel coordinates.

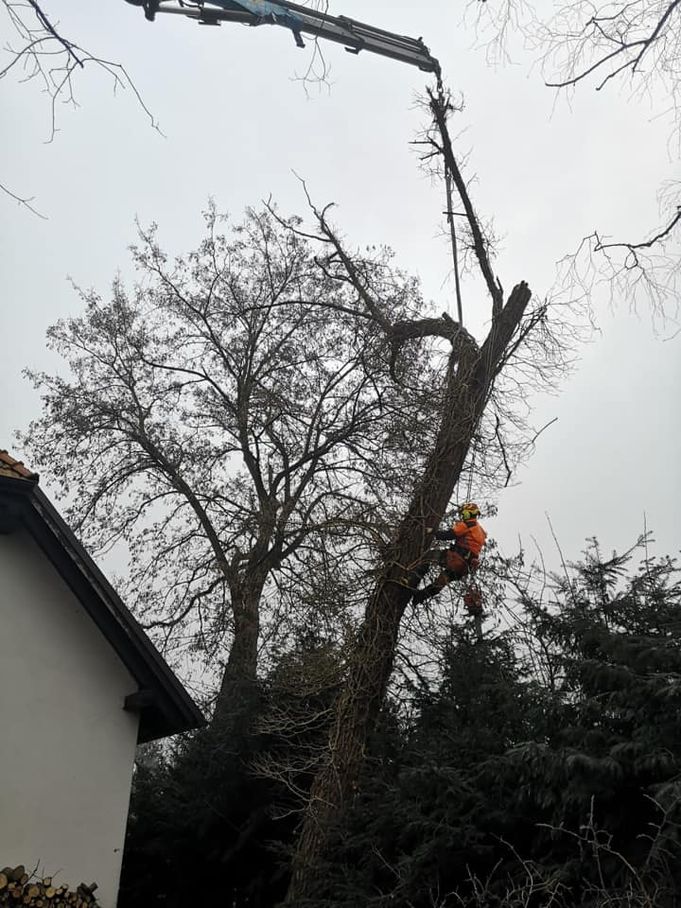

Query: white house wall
[0,527,140,908]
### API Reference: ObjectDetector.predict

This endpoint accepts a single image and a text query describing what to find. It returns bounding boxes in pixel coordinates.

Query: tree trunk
[285,281,531,903]
[214,508,278,724]
[213,586,262,724]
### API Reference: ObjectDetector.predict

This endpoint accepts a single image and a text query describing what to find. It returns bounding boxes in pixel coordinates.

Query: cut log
[0,873,100,908]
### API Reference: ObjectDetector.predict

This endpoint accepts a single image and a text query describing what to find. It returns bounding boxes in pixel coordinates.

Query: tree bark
[285,281,531,903]
[214,503,277,722]
[213,585,262,723]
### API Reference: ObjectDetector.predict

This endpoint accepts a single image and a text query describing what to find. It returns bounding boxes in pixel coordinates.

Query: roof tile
[0,450,39,482]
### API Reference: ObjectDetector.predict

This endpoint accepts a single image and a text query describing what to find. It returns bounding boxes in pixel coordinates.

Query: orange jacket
[436,519,487,556]
[453,520,487,556]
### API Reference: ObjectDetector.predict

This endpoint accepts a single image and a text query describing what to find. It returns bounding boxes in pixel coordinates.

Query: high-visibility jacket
[435,519,487,556]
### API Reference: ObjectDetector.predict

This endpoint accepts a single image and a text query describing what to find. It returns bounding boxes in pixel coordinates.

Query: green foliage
[499,544,681,895]
[320,631,550,906]
[119,685,289,908]
[119,633,343,908]
[120,540,681,907]
[317,542,681,906]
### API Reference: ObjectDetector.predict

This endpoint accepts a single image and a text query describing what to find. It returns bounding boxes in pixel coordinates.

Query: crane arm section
[123,0,440,75]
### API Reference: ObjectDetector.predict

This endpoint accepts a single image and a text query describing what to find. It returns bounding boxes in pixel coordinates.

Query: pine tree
[317,629,548,906]
[498,540,681,900]
[314,541,681,907]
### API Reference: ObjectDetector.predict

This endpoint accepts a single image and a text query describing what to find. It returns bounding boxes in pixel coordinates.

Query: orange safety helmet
[459,502,481,521]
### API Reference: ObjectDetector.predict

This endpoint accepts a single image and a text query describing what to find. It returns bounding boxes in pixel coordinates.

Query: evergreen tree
[319,629,548,906]
[119,631,343,908]
[120,540,681,906]
[504,542,681,898]
[316,542,681,907]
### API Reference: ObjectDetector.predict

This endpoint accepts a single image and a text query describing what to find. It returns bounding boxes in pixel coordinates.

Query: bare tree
[538,0,681,122]
[21,204,422,714]
[538,0,681,317]
[472,0,681,143]
[469,0,681,317]
[282,85,576,901]
[555,183,681,320]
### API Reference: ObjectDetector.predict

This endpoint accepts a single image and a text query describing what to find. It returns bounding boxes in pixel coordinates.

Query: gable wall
[0,528,140,908]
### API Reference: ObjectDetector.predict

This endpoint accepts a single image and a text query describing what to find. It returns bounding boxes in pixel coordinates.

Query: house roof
[0,450,39,482]
[0,451,205,743]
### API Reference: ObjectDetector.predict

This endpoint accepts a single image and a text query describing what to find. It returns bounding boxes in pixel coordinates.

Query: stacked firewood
[0,867,99,908]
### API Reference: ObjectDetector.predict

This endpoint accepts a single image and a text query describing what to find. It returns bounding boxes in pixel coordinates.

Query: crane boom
[123,1,440,75]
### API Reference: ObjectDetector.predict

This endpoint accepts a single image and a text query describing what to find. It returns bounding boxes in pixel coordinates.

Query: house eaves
[0,454,205,743]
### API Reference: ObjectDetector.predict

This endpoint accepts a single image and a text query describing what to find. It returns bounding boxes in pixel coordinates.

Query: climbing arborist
[411,502,487,605]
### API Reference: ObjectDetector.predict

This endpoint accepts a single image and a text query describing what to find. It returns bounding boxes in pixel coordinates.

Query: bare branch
[545,0,681,91]
[1,0,159,214]
[0,178,46,218]
[427,87,504,316]
[595,206,681,253]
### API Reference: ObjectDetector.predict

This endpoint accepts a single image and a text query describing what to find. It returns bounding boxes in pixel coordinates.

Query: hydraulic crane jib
[122,0,441,74]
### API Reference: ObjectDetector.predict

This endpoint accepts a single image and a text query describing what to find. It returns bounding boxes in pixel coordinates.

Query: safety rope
[465,444,475,503]
[435,72,464,329]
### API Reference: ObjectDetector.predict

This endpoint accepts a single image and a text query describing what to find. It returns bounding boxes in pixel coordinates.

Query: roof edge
[6,485,205,742]
[0,449,39,482]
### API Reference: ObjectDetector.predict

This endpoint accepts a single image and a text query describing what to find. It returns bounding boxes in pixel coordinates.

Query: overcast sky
[2,0,679,573]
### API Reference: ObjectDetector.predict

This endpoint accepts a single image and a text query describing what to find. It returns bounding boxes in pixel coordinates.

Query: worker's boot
[412,583,440,605]
[405,562,431,588]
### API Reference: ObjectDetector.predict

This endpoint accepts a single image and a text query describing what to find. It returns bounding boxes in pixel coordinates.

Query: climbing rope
[434,72,465,329]
[465,443,476,503]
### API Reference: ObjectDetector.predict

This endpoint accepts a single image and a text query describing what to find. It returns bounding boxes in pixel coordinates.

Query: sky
[1,0,679,575]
